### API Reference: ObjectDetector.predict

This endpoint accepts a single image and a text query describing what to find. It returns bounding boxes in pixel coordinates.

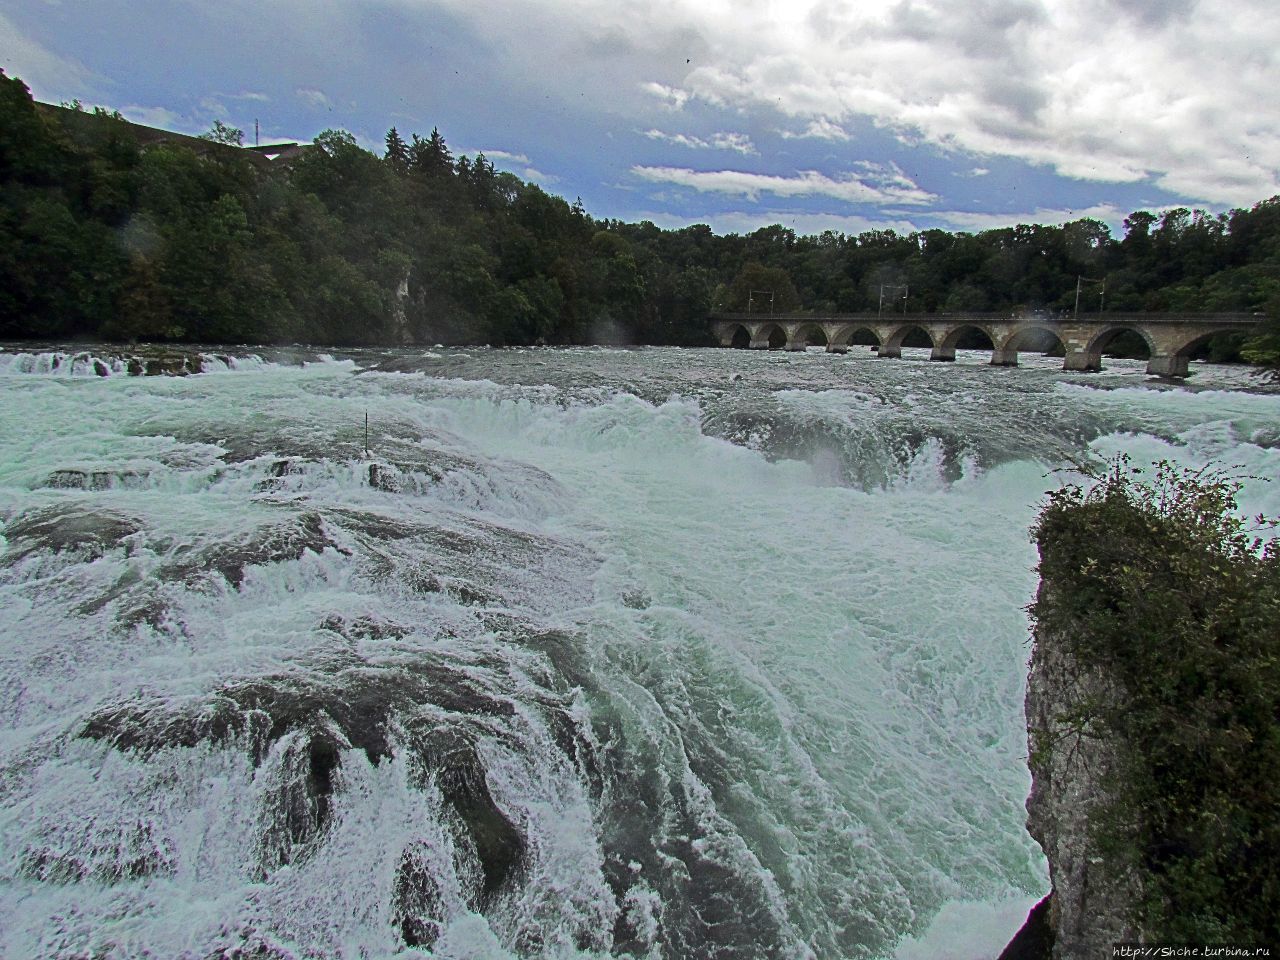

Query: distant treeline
[1,70,1278,364]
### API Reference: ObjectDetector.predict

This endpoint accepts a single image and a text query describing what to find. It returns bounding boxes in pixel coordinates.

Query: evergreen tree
[408,127,452,178]
[384,126,409,175]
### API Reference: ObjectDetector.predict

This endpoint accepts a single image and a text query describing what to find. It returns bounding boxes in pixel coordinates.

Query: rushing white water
[0,345,1275,960]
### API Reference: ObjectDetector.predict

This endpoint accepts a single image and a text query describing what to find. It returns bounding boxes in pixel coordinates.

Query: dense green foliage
[3,68,1280,360]
[1031,460,1280,942]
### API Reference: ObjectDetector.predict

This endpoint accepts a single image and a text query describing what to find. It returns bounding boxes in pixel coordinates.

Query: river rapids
[1,344,1276,960]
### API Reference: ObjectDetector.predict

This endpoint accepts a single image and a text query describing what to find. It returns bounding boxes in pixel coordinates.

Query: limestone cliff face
[1023,579,1144,960]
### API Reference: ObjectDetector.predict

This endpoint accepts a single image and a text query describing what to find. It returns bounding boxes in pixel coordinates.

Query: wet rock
[997,894,1055,960]
[393,841,447,948]
[21,820,172,883]
[82,663,519,770]
[0,505,141,566]
[410,727,525,907]
[159,511,342,587]
[142,354,201,377]
[255,726,343,871]
[80,662,541,906]
[366,459,443,493]
[326,507,595,612]
[81,694,258,754]
[250,458,310,493]
[43,468,148,491]
[622,588,651,609]
[270,459,303,478]
[1025,581,1145,957]
[202,933,296,959]
[317,613,405,643]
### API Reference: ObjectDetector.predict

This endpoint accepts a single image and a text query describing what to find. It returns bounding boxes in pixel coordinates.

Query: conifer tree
[407,127,452,178]
[384,126,409,175]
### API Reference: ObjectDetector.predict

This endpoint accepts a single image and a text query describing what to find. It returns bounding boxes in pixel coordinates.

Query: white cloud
[522,166,560,184]
[468,149,556,182]
[481,149,532,164]
[639,201,1146,239]
[0,11,97,100]
[639,209,924,236]
[16,0,1277,217]
[672,0,1279,204]
[640,81,690,110]
[296,87,333,110]
[932,203,1131,232]
[119,104,191,132]
[644,128,757,155]
[419,0,1280,205]
[781,118,852,142]
[633,162,937,206]
[199,96,229,117]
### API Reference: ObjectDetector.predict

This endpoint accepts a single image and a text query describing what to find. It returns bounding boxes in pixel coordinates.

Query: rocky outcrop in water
[1011,462,1280,958]
[1018,577,1144,959]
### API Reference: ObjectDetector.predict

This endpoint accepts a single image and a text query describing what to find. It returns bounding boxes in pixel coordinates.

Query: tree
[408,127,452,177]
[725,261,800,313]
[1241,293,1280,375]
[384,127,409,175]
[200,119,244,146]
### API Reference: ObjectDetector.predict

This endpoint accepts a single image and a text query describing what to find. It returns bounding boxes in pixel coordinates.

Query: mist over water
[1,344,1276,959]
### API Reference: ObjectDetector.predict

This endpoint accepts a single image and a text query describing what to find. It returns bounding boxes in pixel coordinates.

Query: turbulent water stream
[1,344,1276,960]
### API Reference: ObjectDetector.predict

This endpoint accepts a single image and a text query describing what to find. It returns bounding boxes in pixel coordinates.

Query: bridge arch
[790,322,829,350]
[754,323,788,349]
[1084,325,1155,366]
[879,324,934,359]
[726,324,751,348]
[1144,327,1248,377]
[933,323,997,362]
[993,325,1068,367]
[830,325,880,349]
[1175,329,1235,358]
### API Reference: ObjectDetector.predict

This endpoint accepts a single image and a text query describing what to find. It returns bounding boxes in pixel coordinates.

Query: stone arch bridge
[710,312,1262,377]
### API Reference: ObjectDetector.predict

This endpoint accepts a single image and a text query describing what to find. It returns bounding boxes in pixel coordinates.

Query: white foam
[892,895,1043,960]
[2,347,1273,958]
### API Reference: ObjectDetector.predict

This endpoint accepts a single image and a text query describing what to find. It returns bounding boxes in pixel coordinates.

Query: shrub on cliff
[1030,459,1279,943]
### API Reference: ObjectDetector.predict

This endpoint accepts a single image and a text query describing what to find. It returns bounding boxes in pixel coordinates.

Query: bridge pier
[1063,349,1100,372]
[748,338,772,349]
[930,345,956,362]
[1146,354,1189,378]
[990,347,1018,366]
[826,343,849,354]
[877,344,902,359]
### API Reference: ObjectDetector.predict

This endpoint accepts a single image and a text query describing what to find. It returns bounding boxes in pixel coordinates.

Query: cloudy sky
[4,0,1278,237]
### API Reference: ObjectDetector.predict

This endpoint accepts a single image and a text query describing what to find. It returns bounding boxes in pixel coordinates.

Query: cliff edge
[1008,460,1279,959]
[1022,575,1144,958]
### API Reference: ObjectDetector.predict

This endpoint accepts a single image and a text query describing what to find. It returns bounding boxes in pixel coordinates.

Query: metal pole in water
[364,411,369,458]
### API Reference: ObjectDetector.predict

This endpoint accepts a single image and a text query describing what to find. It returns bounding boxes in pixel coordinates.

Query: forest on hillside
[2,70,1278,365]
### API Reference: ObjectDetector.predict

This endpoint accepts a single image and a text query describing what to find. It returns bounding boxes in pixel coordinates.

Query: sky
[3,0,1278,239]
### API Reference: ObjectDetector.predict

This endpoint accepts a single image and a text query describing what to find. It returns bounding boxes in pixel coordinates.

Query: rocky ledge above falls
[1012,579,1145,959]
[1001,461,1280,960]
